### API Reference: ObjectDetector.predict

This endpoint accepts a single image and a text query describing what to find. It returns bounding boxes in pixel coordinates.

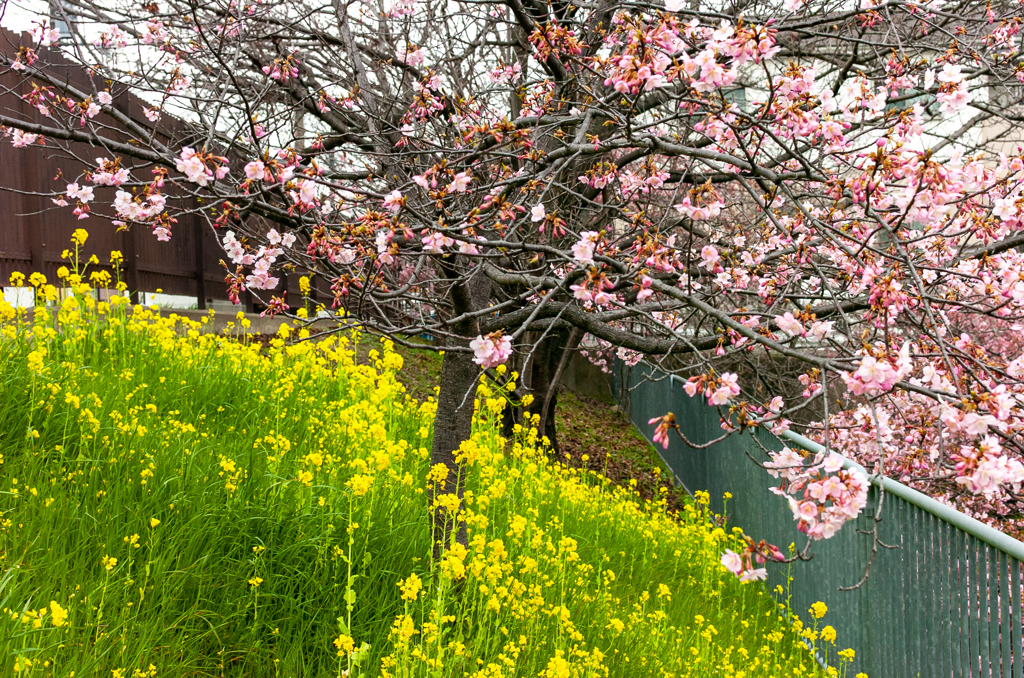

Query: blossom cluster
[681,372,742,408]
[470,333,513,369]
[765,447,869,540]
[720,536,784,583]
[221,229,294,291]
[175,147,229,187]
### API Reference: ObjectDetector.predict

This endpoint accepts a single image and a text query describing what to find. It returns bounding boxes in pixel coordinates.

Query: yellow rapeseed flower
[49,601,68,627]
[346,473,373,496]
[440,542,468,580]
[398,573,422,601]
[27,349,47,375]
[71,229,89,246]
[391,614,417,643]
[333,634,355,656]
[543,650,570,678]
[508,514,527,538]
[810,601,827,619]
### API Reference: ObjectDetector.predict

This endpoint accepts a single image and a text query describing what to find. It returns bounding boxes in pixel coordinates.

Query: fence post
[121,225,140,305]
[308,271,319,312]
[193,212,207,310]
[21,73,48,281]
[27,156,46,277]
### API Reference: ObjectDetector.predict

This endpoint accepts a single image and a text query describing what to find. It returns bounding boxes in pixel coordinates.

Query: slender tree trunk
[429,270,489,559]
[539,327,581,446]
[429,344,478,559]
[523,328,571,454]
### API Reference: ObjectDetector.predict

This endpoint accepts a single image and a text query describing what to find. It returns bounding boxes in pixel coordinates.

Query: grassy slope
[0,304,849,678]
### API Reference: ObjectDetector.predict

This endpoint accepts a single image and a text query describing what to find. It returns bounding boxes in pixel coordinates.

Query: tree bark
[429,343,478,560]
[429,269,490,559]
[538,327,581,446]
[523,328,572,454]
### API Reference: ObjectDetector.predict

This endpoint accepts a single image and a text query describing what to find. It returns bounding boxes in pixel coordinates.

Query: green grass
[0,279,854,677]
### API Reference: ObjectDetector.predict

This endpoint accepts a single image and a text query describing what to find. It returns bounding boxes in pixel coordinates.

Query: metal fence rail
[612,361,1024,678]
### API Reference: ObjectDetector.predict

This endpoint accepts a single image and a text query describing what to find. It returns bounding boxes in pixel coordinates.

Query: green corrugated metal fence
[612,362,1024,677]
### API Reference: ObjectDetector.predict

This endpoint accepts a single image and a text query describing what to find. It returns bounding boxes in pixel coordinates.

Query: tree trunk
[429,344,478,559]
[523,328,572,454]
[429,270,489,560]
[538,327,581,448]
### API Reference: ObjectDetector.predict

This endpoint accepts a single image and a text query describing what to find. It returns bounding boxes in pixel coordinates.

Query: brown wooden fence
[0,28,308,311]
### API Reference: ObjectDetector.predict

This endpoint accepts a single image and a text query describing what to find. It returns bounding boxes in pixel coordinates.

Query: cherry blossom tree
[5,0,1024,566]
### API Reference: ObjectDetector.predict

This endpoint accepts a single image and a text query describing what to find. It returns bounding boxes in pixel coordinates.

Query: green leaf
[352,642,371,666]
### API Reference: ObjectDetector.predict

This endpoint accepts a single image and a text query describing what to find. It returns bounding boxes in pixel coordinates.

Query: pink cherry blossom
[448,171,472,193]
[470,333,513,369]
[674,196,723,221]
[244,161,266,181]
[422,231,454,253]
[739,568,768,583]
[31,22,61,47]
[396,44,425,66]
[774,312,805,337]
[572,231,600,266]
[11,130,39,147]
[65,183,94,203]
[295,179,318,206]
[699,245,720,269]
[383,189,404,213]
[721,550,742,575]
[648,413,676,449]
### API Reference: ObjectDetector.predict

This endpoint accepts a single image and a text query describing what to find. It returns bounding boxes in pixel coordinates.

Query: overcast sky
[1,0,42,33]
